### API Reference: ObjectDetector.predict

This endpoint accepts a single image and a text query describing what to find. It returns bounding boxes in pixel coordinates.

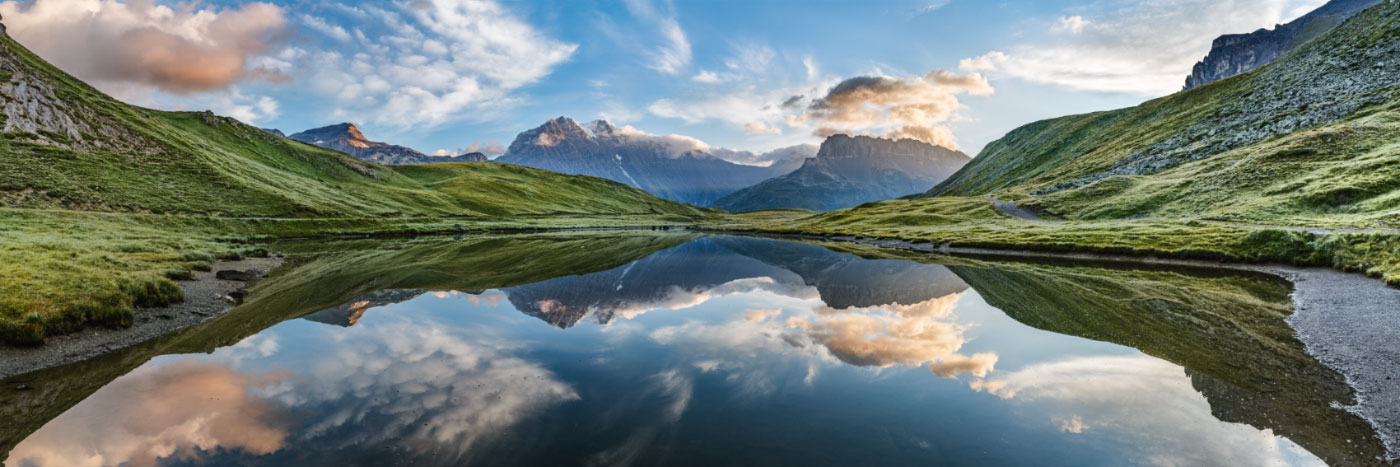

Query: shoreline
[0,256,283,379]
[1,228,1394,461]
[710,230,1400,462]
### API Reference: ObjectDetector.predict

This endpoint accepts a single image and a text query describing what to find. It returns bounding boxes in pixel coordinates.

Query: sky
[0,0,1327,160]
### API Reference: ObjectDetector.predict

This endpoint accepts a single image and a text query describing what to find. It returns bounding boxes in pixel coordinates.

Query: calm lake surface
[2,234,1387,466]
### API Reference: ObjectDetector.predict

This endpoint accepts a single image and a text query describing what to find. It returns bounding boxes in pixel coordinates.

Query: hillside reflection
[2,235,1384,467]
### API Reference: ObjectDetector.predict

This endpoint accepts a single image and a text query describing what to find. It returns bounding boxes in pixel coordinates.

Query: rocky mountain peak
[1183,0,1381,90]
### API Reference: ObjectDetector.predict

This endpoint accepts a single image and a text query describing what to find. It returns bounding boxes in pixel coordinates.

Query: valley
[2,0,1399,464]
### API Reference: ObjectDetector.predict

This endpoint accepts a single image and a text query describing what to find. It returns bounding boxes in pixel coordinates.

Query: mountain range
[1183,0,1381,89]
[495,117,808,206]
[288,123,488,165]
[714,135,969,212]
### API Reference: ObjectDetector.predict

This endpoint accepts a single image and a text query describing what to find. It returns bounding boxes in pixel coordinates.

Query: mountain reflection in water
[2,234,1385,467]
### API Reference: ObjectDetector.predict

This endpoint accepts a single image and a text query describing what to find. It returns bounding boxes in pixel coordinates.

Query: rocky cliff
[1183,0,1380,90]
[496,117,804,206]
[289,123,485,165]
[714,134,969,212]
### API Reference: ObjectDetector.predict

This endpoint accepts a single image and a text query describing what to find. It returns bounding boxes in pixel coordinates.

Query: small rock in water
[16,384,31,391]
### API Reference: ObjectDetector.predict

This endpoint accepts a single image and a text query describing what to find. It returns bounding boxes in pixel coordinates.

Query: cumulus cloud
[9,361,289,467]
[301,0,577,128]
[744,121,782,135]
[692,70,722,83]
[302,14,351,42]
[786,70,992,149]
[963,0,1330,95]
[1055,15,1090,34]
[0,0,290,95]
[206,87,281,124]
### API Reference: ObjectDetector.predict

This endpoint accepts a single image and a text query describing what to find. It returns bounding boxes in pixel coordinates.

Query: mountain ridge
[714,134,969,212]
[288,123,488,165]
[497,116,807,206]
[1184,0,1382,90]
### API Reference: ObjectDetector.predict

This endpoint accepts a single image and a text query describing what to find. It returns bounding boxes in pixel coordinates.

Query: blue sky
[1,0,1325,159]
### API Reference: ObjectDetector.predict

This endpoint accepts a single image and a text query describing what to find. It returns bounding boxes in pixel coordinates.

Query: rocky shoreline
[0,256,283,379]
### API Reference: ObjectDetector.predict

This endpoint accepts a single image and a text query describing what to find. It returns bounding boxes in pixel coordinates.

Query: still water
[1,234,1386,466]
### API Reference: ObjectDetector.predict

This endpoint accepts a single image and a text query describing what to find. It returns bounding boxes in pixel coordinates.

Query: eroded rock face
[0,29,150,154]
[1183,0,1381,90]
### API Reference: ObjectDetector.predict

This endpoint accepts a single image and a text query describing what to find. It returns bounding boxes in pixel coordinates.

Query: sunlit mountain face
[4,235,1381,466]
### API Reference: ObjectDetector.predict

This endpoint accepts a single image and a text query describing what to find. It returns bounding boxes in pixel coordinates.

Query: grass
[712,197,1400,287]
[0,208,707,345]
[0,28,716,344]
[924,1,1400,230]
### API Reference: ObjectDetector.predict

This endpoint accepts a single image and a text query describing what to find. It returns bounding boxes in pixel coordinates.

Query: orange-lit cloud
[0,0,290,94]
[793,70,992,149]
[8,361,289,467]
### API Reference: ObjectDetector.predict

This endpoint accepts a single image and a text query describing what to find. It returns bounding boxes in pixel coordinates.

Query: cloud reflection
[10,319,578,466]
[8,361,289,467]
[969,355,1327,467]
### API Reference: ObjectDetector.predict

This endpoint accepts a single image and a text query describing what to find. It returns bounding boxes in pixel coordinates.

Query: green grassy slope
[926,1,1400,226]
[0,29,710,344]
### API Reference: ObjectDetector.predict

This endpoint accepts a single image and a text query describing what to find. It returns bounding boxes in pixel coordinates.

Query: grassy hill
[926,0,1400,227]
[0,31,704,219]
[718,2,1400,289]
[0,28,709,344]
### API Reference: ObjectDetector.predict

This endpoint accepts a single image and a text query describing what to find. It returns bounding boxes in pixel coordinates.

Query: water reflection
[3,234,1385,466]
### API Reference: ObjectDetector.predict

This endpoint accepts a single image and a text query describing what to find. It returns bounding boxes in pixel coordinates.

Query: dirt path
[0,257,282,379]
[984,198,1056,221]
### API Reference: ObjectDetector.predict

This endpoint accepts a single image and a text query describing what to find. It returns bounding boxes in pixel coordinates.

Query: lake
[1,233,1386,466]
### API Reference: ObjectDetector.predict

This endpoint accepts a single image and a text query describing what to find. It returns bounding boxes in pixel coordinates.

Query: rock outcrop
[496,117,805,205]
[1183,0,1380,90]
[714,134,969,212]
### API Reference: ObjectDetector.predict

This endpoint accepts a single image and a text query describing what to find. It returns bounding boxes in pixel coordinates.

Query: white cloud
[207,87,281,125]
[959,51,1008,73]
[692,70,722,83]
[1054,15,1090,34]
[910,0,952,18]
[0,0,290,94]
[965,0,1333,96]
[299,0,577,129]
[744,122,782,135]
[624,0,691,75]
[302,14,352,42]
